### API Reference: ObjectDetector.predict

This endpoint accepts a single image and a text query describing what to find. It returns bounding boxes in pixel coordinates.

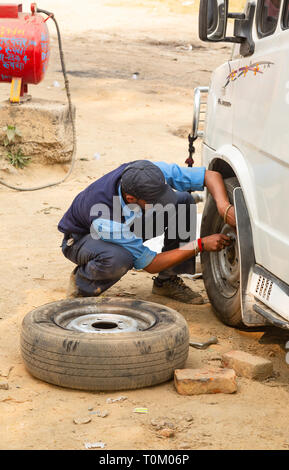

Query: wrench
[189,336,218,349]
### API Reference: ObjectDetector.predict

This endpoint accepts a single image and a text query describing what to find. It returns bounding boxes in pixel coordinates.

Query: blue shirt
[92,162,206,270]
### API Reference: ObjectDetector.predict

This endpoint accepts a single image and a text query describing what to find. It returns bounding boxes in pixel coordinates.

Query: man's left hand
[225,205,236,227]
[204,171,237,227]
[217,201,236,227]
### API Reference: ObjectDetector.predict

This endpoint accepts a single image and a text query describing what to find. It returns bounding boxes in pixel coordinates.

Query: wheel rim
[65,313,149,334]
[210,225,240,299]
[54,304,157,334]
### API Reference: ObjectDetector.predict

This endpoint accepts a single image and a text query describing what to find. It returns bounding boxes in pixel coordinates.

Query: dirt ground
[0,0,289,451]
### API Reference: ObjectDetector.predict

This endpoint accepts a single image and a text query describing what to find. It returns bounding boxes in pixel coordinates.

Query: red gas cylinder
[0,3,49,99]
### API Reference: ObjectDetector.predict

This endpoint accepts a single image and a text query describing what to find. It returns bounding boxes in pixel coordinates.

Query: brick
[174,367,237,395]
[221,350,273,380]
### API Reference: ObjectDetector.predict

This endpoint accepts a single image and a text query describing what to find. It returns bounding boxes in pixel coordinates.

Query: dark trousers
[62,191,196,296]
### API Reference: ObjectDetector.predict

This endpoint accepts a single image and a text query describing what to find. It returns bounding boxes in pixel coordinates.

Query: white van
[194,0,289,329]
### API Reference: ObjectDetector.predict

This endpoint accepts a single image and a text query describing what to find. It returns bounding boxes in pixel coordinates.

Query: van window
[282,0,289,28]
[257,0,281,37]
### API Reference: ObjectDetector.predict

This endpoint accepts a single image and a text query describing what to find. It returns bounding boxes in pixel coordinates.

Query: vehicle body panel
[202,0,289,287]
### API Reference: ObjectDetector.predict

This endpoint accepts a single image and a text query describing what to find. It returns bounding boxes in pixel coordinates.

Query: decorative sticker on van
[224,61,274,88]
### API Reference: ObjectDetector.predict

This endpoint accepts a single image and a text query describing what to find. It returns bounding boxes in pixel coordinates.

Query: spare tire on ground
[20,297,189,391]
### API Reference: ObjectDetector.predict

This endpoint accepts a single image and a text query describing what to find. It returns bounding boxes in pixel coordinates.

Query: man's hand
[226,205,236,227]
[218,201,236,227]
[204,171,236,227]
[145,233,232,274]
[202,233,232,252]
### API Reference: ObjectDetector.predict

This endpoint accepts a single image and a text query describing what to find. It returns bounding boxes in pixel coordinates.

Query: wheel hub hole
[226,245,236,265]
[91,321,118,330]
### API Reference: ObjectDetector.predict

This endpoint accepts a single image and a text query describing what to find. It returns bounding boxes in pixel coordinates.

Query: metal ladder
[191,86,209,139]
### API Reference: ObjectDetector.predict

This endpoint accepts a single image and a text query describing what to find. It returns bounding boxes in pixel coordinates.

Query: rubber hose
[0,9,77,191]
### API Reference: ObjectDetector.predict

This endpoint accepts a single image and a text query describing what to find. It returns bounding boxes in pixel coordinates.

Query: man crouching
[58,160,235,304]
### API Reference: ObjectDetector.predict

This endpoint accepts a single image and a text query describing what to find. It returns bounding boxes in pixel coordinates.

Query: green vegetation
[2,125,31,169]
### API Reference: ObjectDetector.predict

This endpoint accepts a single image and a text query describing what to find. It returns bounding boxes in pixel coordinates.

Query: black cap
[121,161,177,206]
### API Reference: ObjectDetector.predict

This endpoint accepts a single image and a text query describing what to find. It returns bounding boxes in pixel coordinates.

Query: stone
[73,416,92,425]
[0,98,75,165]
[0,381,9,390]
[174,367,237,395]
[158,428,175,438]
[151,418,175,431]
[0,366,13,378]
[221,350,273,380]
[185,415,194,422]
[151,419,159,427]
[179,442,191,449]
[96,410,109,418]
[163,420,175,429]
[0,159,18,173]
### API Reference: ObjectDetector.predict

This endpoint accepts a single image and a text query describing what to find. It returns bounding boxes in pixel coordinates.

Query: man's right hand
[145,233,233,274]
[202,233,232,252]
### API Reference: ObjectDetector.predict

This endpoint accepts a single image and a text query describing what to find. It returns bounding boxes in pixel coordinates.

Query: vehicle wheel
[200,177,244,327]
[20,297,189,391]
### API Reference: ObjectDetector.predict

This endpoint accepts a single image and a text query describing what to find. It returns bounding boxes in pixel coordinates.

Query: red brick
[221,350,273,380]
[174,367,237,395]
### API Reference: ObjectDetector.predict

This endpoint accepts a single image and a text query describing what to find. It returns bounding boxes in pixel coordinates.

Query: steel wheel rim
[54,304,157,334]
[210,225,240,299]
